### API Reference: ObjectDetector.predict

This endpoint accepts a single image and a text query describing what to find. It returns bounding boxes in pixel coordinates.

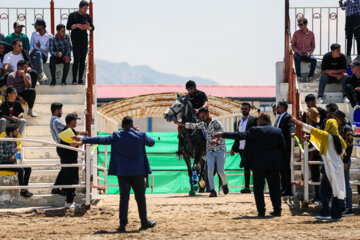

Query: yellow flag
[58,128,76,144]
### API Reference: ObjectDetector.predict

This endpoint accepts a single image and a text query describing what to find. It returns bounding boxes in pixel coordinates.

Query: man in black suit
[215,113,286,217]
[274,101,295,196]
[231,102,258,193]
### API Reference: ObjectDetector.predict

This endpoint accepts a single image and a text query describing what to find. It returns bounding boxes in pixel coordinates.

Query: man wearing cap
[185,80,208,116]
[318,44,348,104]
[30,19,52,82]
[74,116,157,232]
[4,21,30,52]
[344,60,360,107]
[333,110,354,216]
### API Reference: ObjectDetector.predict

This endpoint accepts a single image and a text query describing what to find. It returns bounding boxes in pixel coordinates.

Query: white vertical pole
[303,142,309,202]
[85,144,91,206]
[104,145,108,194]
[290,138,295,196]
[92,145,98,198]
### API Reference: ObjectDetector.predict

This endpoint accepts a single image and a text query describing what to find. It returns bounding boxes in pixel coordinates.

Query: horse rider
[186,80,209,118]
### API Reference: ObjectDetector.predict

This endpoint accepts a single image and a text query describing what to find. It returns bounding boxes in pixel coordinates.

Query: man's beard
[242,112,249,116]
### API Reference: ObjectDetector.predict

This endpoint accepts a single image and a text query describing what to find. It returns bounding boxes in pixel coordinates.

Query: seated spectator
[0,33,4,41]
[49,24,71,86]
[318,44,348,104]
[7,60,37,117]
[4,21,30,52]
[344,60,360,108]
[3,39,38,88]
[0,124,32,197]
[30,19,52,82]
[0,42,6,87]
[0,87,25,136]
[291,17,316,82]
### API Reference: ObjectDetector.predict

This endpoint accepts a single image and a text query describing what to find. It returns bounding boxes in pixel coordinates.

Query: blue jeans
[206,150,227,191]
[317,73,347,98]
[344,161,353,209]
[30,51,47,75]
[293,54,317,77]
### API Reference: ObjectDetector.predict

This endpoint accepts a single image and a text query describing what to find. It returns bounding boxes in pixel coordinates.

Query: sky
[0,0,340,85]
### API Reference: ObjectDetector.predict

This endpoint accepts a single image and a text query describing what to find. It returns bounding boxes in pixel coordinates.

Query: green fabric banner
[97,132,252,194]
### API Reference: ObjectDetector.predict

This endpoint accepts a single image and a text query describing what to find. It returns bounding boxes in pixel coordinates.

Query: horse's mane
[182,96,196,123]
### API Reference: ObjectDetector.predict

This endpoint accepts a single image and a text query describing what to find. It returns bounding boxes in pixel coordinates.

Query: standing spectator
[174,107,229,197]
[7,60,37,117]
[66,1,94,85]
[0,87,25,136]
[339,0,360,62]
[344,60,360,107]
[49,24,71,86]
[215,113,286,217]
[0,124,32,197]
[231,102,257,194]
[291,17,316,82]
[75,116,157,233]
[322,103,339,129]
[301,94,327,126]
[4,21,30,52]
[334,110,354,216]
[318,44,348,104]
[30,19,52,82]
[274,101,295,196]
[3,39,38,87]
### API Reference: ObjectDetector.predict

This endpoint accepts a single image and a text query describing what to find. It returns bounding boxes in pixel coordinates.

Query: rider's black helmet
[186,80,196,89]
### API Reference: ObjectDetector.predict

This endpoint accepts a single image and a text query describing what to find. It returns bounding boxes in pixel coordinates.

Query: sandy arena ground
[0,193,360,239]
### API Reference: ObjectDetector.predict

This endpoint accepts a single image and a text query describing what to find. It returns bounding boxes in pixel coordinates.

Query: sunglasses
[298,24,304,27]
[241,108,249,110]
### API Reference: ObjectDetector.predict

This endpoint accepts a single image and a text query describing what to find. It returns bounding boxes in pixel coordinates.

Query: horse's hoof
[189,191,195,196]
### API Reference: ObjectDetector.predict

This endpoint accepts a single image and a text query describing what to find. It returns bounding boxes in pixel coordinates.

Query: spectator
[0,124,32,197]
[291,17,316,82]
[7,60,37,117]
[339,0,360,62]
[30,19,52,82]
[0,33,4,41]
[66,0,94,85]
[3,39,38,87]
[0,87,25,136]
[318,44,348,104]
[344,60,360,107]
[76,116,157,232]
[301,94,327,126]
[274,101,295,196]
[333,110,354,217]
[0,42,6,87]
[4,21,30,51]
[322,103,339,129]
[49,24,71,86]
[174,107,229,197]
[231,102,257,194]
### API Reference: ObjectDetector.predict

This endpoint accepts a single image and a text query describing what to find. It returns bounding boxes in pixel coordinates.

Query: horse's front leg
[184,156,195,196]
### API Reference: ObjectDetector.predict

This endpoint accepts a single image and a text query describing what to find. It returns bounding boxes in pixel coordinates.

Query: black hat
[351,60,360,67]
[334,110,347,123]
[32,19,46,28]
[65,113,81,123]
[186,80,196,89]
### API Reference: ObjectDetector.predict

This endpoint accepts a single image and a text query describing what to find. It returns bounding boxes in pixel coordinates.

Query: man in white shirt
[30,19,52,82]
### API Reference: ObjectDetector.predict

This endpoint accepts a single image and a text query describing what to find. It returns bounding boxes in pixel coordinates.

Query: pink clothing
[291,29,315,55]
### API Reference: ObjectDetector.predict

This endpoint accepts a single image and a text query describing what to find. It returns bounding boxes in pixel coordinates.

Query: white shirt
[276,112,287,128]
[30,31,53,57]
[3,51,24,71]
[238,116,249,150]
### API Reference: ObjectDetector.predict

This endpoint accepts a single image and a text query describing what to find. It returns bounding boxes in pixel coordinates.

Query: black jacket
[339,123,354,164]
[275,112,295,151]
[345,74,360,89]
[231,115,258,153]
[223,124,286,170]
[66,11,94,42]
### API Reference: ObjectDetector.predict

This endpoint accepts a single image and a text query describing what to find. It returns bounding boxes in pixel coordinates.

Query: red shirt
[291,29,315,55]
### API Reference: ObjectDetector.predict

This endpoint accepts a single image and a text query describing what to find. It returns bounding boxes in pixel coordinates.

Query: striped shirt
[50,116,66,143]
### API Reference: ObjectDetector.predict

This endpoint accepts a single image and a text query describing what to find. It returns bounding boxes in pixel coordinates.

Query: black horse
[164,94,207,196]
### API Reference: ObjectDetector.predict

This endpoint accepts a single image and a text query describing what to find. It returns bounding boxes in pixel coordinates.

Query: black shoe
[258,213,265,218]
[270,211,281,217]
[281,191,293,197]
[20,190,33,198]
[51,188,61,195]
[222,184,229,195]
[342,208,355,217]
[72,81,78,85]
[140,220,157,231]
[61,81,66,86]
[209,190,217,197]
[117,225,126,233]
[241,188,251,194]
[50,80,56,86]
[78,80,85,85]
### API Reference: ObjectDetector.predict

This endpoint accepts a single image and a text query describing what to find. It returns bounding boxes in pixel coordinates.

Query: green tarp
[97,132,252,194]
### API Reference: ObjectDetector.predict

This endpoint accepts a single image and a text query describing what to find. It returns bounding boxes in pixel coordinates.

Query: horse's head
[163,93,187,122]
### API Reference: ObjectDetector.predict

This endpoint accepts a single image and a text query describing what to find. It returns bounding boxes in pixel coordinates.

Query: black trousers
[117,176,147,225]
[280,151,292,195]
[345,83,360,108]
[18,88,36,109]
[28,70,38,88]
[239,150,251,189]
[345,14,360,56]
[309,150,321,200]
[253,169,281,214]
[49,55,70,83]
[3,167,31,188]
[72,40,88,82]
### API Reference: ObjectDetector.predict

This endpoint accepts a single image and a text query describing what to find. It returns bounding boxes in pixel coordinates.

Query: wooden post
[50,0,55,35]
[86,0,94,136]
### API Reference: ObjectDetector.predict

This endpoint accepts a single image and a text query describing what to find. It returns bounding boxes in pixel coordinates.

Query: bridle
[168,98,185,117]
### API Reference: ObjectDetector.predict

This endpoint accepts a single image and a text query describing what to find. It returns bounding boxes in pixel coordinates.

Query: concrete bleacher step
[36,94,84,104]
[36,85,85,95]
[32,104,85,115]
[24,125,85,137]
[21,136,56,147]
[24,113,87,126]
[23,146,85,159]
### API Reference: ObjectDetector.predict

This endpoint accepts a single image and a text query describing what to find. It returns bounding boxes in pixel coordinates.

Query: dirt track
[0,193,360,239]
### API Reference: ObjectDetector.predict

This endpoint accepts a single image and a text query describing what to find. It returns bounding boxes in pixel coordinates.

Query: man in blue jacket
[76,116,156,232]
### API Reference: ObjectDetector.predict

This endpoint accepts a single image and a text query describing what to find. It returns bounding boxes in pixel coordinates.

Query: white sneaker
[318,97,324,104]
[344,96,350,103]
[65,202,76,209]
[315,215,331,220]
[40,72,48,82]
[28,110,38,117]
